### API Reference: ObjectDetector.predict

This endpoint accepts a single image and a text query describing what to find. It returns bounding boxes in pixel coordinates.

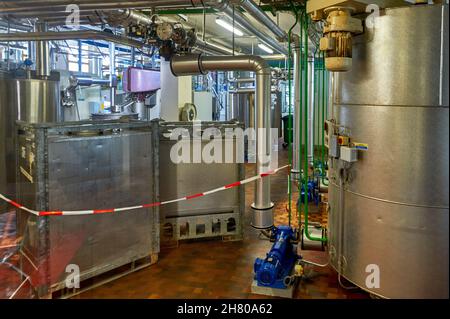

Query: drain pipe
[171,54,274,229]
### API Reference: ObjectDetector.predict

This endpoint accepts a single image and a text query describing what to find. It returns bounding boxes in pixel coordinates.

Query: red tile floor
[0,144,369,299]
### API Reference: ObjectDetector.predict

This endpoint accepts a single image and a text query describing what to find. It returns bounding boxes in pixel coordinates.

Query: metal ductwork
[171,54,274,229]
[98,8,153,27]
[104,1,288,55]
[235,0,288,41]
[0,0,287,55]
[209,0,288,55]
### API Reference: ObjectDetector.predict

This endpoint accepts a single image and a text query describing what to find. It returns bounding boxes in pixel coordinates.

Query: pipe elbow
[246,55,270,74]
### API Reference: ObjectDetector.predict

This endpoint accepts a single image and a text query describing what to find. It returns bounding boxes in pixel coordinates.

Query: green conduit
[300,9,327,242]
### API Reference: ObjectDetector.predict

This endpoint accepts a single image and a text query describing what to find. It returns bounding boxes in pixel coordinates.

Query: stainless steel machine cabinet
[328,4,449,298]
[0,70,61,213]
[159,121,245,241]
[15,120,159,298]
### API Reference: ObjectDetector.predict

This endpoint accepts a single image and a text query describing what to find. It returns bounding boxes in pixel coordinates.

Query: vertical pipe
[35,22,50,78]
[131,46,135,67]
[292,35,301,180]
[78,40,82,72]
[109,42,119,112]
[27,41,36,68]
[308,56,314,164]
[321,52,328,186]
[302,13,327,242]
[171,54,274,228]
[6,20,10,70]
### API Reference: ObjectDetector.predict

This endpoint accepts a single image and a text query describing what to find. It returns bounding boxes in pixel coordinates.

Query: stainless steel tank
[328,4,449,298]
[0,70,61,212]
[227,91,255,129]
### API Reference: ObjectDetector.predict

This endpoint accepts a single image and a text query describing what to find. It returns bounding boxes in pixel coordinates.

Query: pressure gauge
[156,22,174,41]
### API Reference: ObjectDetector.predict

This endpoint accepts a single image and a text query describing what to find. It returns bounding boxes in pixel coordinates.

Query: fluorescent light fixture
[258,43,274,54]
[215,18,244,36]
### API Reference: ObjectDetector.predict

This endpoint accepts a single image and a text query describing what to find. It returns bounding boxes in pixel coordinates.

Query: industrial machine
[252,226,301,297]
[299,179,320,205]
[159,121,245,242]
[122,66,161,120]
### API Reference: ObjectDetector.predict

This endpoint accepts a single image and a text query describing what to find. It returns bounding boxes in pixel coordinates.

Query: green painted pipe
[301,12,327,243]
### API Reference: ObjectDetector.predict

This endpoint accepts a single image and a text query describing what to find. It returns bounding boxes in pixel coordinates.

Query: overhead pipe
[1,1,287,55]
[219,2,288,55]
[195,38,237,56]
[0,1,192,14]
[70,75,110,87]
[171,54,274,229]
[97,1,288,55]
[234,0,288,41]
[0,30,146,48]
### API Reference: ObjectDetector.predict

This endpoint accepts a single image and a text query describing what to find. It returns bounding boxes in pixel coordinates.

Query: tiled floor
[0,144,369,299]
[75,145,368,299]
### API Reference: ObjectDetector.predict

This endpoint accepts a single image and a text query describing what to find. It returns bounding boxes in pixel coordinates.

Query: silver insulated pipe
[171,54,274,229]
[292,34,301,180]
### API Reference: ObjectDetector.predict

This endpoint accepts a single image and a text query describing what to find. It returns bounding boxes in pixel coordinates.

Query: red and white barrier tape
[0,165,290,217]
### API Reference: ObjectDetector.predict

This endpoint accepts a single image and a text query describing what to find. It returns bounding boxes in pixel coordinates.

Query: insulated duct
[171,54,274,229]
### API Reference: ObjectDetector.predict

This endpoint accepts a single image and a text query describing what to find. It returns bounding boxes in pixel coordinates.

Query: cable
[301,258,329,268]
[338,273,359,290]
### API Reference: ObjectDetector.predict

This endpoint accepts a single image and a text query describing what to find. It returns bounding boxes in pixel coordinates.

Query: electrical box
[338,135,350,146]
[340,146,358,162]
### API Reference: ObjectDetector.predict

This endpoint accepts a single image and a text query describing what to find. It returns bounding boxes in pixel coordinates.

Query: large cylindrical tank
[328,4,449,298]
[0,71,61,212]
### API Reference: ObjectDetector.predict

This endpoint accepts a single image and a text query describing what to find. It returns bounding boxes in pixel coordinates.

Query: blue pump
[299,179,320,205]
[254,226,299,289]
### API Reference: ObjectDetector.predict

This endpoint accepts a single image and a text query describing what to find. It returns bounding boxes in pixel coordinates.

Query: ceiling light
[258,43,274,54]
[215,18,244,36]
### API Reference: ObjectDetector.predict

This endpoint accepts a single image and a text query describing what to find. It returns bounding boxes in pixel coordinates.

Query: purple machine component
[122,67,160,93]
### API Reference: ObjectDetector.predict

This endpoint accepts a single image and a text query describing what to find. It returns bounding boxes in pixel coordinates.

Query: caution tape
[0,165,290,217]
